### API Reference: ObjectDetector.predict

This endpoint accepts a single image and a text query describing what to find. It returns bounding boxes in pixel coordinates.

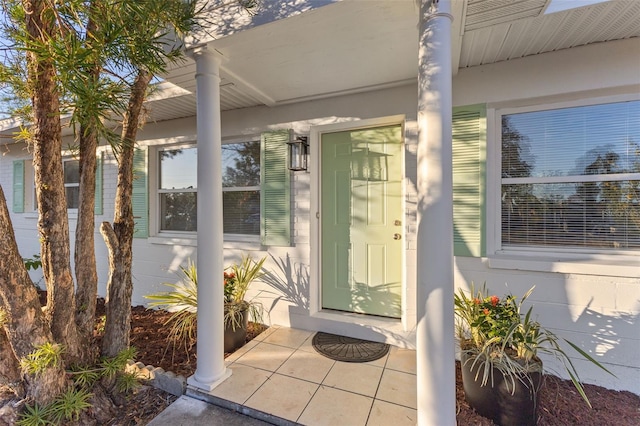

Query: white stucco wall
[2,37,638,393]
[451,38,640,393]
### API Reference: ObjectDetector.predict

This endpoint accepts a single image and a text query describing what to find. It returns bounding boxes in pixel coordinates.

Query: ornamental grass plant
[223,255,266,331]
[146,255,267,352]
[454,283,614,407]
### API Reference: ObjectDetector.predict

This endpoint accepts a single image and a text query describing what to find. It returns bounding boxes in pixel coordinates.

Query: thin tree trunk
[101,69,152,357]
[24,0,81,362]
[75,119,99,360]
[74,59,101,360]
[0,185,67,405]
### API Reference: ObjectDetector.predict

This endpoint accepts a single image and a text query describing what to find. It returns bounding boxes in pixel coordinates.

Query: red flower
[483,308,490,315]
[473,298,481,305]
[490,295,499,306]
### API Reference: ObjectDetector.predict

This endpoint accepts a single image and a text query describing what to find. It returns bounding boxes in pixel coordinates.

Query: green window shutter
[260,130,291,246]
[132,147,148,238]
[94,152,103,215]
[452,104,486,257]
[13,160,25,213]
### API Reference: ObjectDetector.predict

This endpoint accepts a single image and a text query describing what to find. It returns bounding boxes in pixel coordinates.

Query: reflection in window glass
[223,141,261,235]
[223,190,260,234]
[501,100,640,251]
[160,148,197,189]
[160,192,197,232]
[159,147,197,232]
[157,142,261,235]
[64,159,80,209]
[222,142,260,187]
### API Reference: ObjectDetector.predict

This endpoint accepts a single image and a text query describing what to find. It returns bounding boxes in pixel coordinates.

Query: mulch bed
[4,295,636,425]
[130,305,640,425]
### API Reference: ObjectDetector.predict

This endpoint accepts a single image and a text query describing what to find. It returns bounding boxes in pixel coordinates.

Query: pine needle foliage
[20,343,64,376]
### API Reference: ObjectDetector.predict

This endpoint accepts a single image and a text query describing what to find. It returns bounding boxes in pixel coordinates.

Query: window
[158,146,197,232]
[499,100,640,252]
[222,142,261,235]
[63,159,80,209]
[156,141,261,235]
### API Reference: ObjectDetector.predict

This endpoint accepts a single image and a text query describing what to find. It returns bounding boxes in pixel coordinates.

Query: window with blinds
[157,141,261,236]
[500,100,640,251]
[222,141,260,236]
[159,146,198,232]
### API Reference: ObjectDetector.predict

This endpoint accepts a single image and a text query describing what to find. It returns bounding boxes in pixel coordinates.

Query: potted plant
[145,255,266,354]
[454,284,613,426]
[223,255,266,351]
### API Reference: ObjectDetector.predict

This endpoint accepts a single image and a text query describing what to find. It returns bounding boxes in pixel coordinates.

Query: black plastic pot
[461,352,543,426]
[223,308,249,352]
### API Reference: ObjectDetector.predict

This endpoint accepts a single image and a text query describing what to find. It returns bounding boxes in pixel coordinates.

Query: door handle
[393,233,402,240]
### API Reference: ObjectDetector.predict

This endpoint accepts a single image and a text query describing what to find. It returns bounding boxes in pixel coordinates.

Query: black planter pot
[224,308,249,352]
[461,352,543,426]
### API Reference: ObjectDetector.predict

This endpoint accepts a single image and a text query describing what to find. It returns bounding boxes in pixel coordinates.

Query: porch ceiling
[148,0,640,121]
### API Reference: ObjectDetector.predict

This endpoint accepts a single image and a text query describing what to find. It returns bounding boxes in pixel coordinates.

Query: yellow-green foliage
[20,343,63,376]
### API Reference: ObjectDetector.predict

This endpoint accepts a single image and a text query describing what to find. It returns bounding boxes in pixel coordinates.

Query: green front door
[321,124,403,318]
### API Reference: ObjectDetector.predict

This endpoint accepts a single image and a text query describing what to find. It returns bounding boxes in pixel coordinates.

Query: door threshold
[309,309,413,348]
[312,309,402,327]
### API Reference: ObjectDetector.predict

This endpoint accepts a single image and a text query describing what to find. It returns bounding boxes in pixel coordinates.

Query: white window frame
[153,143,198,237]
[486,93,640,277]
[63,157,80,211]
[221,138,261,242]
[150,139,261,244]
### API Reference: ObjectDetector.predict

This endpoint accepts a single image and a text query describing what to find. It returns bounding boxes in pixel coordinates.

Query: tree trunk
[0,185,67,405]
[74,119,99,362]
[0,328,22,394]
[74,58,101,360]
[24,0,81,362]
[101,69,152,357]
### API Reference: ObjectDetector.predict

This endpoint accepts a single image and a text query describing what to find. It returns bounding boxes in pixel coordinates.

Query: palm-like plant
[454,283,614,407]
[146,255,267,353]
[145,261,198,356]
[224,255,266,331]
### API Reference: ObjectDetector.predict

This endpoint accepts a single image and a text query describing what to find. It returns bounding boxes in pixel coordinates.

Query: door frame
[309,115,407,325]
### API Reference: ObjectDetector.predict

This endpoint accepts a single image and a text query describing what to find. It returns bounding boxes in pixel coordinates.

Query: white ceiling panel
[148,0,639,123]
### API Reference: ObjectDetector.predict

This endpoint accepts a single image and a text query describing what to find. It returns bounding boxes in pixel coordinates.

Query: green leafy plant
[22,254,44,289]
[146,255,267,351]
[48,388,92,423]
[100,346,138,380]
[146,261,198,355]
[19,347,141,424]
[22,254,42,271]
[20,343,64,376]
[17,388,92,425]
[224,255,266,331]
[116,371,141,393]
[454,283,614,407]
[17,404,49,426]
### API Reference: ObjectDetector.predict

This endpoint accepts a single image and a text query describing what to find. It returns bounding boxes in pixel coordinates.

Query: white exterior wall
[451,38,640,394]
[1,38,638,393]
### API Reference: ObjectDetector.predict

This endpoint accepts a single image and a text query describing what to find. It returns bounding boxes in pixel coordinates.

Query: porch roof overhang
[0,0,636,138]
[146,0,639,122]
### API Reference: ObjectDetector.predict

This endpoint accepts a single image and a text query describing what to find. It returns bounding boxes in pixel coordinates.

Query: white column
[416,0,456,425]
[187,46,231,391]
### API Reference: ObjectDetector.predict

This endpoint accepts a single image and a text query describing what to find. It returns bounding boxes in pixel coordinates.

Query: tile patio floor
[188,325,417,426]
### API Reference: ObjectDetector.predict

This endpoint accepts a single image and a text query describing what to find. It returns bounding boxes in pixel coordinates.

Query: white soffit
[459,0,640,67]
[465,0,547,31]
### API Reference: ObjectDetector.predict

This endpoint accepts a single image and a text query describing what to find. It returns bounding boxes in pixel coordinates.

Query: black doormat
[312,332,390,363]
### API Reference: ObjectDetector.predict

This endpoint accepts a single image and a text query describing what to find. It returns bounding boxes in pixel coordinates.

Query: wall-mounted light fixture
[287,136,308,171]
